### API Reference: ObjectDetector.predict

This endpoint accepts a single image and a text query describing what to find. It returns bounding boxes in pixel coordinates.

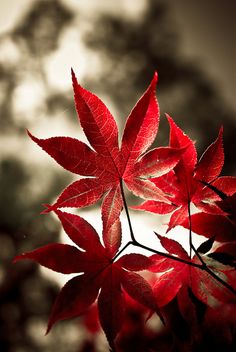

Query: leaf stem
[131,240,202,269]
[187,201,206,266]
[186,200,236,295]
[119,179,136,243]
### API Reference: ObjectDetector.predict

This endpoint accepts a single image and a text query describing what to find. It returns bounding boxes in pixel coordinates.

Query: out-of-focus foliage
[0,1,77,351]
[84,0,236,174]
[13,0,73,57]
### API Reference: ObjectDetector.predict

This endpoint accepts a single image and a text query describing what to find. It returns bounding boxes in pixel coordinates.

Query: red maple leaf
[182,193,236,242]
[28,71,184,237]
[14,210,160,349]
[133,115,236,231]
[149,234,236,309]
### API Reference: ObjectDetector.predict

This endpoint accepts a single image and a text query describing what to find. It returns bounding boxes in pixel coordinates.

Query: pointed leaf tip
[71,68,78,86]
[155,232,188,258]
[154,231,162,240]
[152,71,158,84]
[45,323,51,335]
[164,113,171,120]
[197,236,216,254]
[217,125,224,144]
[164,113,175,128]
[27,129,34,139]
[27,130,41,145]
[71,67,75,78]
[195,125,224,183]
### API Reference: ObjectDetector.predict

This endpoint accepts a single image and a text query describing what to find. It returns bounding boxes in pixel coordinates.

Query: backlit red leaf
[211,176,236,196]
[155,233,188,258]
[134,121,235,231]
[167,204,188,232]
[14,243,86,274]
[14,211,159,348]
[182,213,236,242]
[101,184,123,235]
[153,269,184,307]
[130,146,184,179]
[132,200,176,214]
[121,72,159,175]
[29,71,182,237]
[103,220,122,258]
[166,114,197,173]
[27,132,101,176]
[121,270,159,314]
[46,274,100,333]
[194,127,224,183]
[44,178,109,212]
[72,69,120,168]
[97,266,125,348]
[125,177,170,203]
[117,253,153,271]
[151,235,236,310]
[55,209,102,252]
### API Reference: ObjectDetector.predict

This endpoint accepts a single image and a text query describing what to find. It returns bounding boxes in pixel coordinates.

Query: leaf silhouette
[28,71,184,239]
[134,117,236,231]
[182,193,236,242]
[149,238,236,309]
[14,210,159,348]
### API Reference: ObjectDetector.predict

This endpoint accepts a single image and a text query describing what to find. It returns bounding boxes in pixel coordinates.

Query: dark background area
[0,0,235,351]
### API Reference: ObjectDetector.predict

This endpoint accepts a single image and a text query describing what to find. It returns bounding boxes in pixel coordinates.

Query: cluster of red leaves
[15,71,236,350]
[134,116,236,231]
[29,71,182,236]
[15,210,157,349]
[150,234,236,310]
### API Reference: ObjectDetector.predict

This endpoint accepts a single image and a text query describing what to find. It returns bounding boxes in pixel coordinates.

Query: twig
[119,179,236,296]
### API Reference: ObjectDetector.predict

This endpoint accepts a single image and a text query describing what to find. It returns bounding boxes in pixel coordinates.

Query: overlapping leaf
[28,71,184,241]
[182,193,236,242]
[14,210,159,349]
[149,235,236,309]
[134,116,236,231]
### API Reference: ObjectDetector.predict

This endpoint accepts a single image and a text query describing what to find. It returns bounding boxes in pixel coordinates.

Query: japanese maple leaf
[182,193,236,242]
[149,234,236,309]
[28,71,183,237]
[14,210,160,349]
[133,115,236,231]
[176,243,236,341]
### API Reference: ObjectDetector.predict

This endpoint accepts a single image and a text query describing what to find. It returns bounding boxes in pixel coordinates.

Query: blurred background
[0,0,235,351]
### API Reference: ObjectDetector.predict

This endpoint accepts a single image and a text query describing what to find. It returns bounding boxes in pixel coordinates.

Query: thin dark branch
[112,241,132,262]
[186,201,236,295]
[188,201,193,258]
[120,179,236,296]
[132,240,203,269]
[203,265,236,295]
[120,179,136,242]
[120,180,202,268]
[200,180,227,200]
[187,201,206,266]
